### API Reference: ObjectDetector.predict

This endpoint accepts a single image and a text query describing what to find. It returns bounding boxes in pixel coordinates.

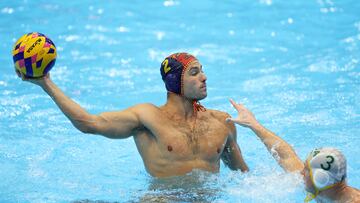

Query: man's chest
[155,117,230,160]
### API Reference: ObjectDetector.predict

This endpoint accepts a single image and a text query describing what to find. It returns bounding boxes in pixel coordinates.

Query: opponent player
[226,99,360,202]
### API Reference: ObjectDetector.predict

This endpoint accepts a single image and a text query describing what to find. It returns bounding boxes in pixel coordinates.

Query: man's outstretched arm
[19,73,141,139]
[226,99,303,172]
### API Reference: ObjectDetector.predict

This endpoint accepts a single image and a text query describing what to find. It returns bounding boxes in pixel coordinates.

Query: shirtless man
[226,99,360,202]
[16,52,248,178]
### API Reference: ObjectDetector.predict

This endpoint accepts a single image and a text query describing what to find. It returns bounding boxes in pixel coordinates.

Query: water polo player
[16,52,249,177]
[227,100,360,202]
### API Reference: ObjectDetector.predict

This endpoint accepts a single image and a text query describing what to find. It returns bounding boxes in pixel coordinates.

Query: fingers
[229,98,244,111]
[14,68,49,87]
[14,68,22,78]
[229,98,236,107]
[14,68,26,80]
[226,117,241,125]
[20,72,27,81]
[229,98,239,109]
[15,70,20,77]
[226,117,246,127]
[225,117,233,123]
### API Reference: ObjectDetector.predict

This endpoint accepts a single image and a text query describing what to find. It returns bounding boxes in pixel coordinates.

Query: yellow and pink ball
[12,32,57,78]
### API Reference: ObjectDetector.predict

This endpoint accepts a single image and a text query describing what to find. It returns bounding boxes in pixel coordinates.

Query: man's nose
[200,72,207,82]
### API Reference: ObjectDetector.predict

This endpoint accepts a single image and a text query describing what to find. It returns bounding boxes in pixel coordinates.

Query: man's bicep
[278,148,304,172]
[282,158,304,173]
[93,107,141,139]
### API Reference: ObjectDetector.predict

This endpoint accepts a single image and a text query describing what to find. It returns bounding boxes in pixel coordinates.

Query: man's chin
[197,93,207,100]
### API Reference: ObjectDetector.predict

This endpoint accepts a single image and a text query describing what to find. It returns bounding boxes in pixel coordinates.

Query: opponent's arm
[221,118,249,172]
[19,73,141,139]
[226,99,303,172]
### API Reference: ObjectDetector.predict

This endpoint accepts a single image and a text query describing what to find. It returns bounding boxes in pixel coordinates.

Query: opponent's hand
[15,67,50,87]
[226,99,258,128]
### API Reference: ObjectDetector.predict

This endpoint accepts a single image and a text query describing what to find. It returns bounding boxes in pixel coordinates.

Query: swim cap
[304,147,347,202]
[160,53,197,95]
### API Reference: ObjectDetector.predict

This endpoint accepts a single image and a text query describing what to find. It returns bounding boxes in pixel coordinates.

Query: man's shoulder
[205,109,235,132]
[129,103,165,124]
[206,109,231,119]
[131,103,161,113]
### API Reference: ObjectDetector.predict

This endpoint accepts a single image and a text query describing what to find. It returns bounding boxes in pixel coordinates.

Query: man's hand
[226,99,304,172]
[15,67,50,87]
[225,99,258,128]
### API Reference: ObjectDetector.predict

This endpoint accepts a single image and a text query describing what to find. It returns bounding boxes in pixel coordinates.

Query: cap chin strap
[192,100,206,115]
[168,91,206,114]
[304,192,317,203]
[304,160,341,202]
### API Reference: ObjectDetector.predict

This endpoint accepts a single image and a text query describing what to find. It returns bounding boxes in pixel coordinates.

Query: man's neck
[318,182,348,202]
[165,92,195,119]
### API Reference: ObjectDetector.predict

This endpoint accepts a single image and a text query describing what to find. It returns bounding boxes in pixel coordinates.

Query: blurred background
[0,0,359,202]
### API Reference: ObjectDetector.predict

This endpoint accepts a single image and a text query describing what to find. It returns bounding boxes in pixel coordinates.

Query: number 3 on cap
[321,155,335,171]
[162,59,171,74]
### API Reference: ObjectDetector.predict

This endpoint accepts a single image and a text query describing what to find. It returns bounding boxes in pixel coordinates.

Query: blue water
[1,0,359,202]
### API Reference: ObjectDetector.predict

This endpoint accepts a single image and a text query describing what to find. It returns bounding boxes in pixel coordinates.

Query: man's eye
[191,70,198,75]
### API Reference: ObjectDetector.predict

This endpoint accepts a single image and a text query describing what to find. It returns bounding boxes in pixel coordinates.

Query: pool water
[0,0,359,202]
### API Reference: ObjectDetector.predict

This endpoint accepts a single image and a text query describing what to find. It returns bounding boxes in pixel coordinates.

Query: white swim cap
[306,147,347,190]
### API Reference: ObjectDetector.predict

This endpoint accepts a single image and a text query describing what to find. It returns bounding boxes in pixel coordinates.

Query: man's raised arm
[19,73,141,139]
[226,99,303,172]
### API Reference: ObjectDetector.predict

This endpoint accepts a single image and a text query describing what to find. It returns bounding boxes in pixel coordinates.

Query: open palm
[226,99,258,128]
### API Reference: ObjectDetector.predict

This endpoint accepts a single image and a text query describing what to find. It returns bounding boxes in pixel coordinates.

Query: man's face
[182,60,207,100]
[301,162,316,193]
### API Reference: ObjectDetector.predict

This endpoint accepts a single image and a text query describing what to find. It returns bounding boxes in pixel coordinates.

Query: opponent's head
[303,147,347,202]
[160,52,207,100]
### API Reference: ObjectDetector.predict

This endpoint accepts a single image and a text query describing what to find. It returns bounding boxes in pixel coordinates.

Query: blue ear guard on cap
[160,57,184,95]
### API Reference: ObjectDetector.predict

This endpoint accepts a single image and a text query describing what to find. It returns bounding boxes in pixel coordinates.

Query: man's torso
[132,104,232,177]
